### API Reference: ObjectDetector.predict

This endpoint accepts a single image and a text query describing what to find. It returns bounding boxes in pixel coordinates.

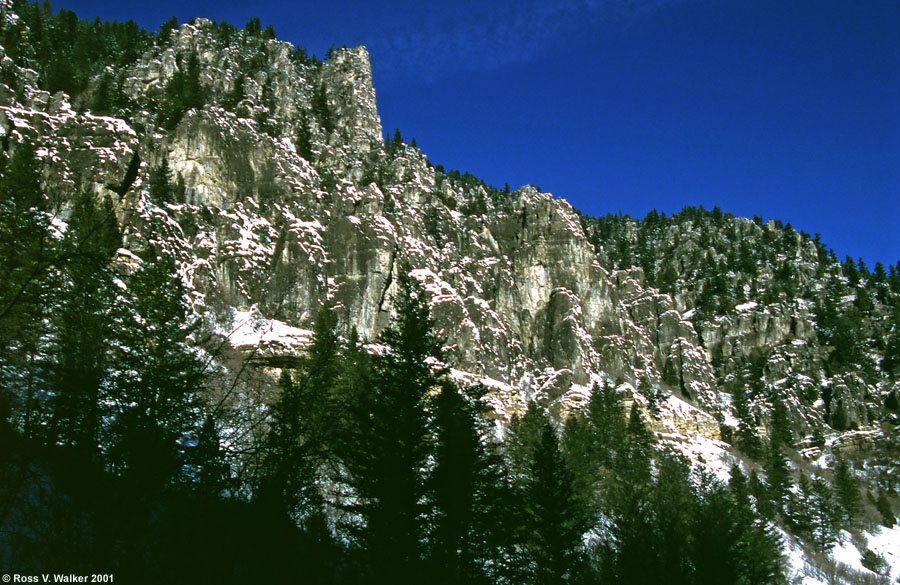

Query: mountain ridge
[1,3,899,582]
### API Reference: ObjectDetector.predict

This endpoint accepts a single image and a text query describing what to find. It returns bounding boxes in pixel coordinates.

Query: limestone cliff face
[1,13,896,441]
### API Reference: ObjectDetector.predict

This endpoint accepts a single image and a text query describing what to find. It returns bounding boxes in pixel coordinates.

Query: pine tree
[341,267,444,584]
[49,190,120,452]
[651,452,696,585]
[428,381,488,584]
[587,380,626,468]
[312,84,333,135]
[524,421,587,585]
[0,142,49,328]
[730,465,786,585]
[832,455,861,523]
[876,491,895,527]
[256,370,322,523]
[750,469,776,520]
[149,157,176,204]
[107,246,204,489]
[733,385,762,458]
[788,474,814,537]
[561,411,600,515]
[90,70,118,115]
[258,305,340,525]
[609,401,657,585]
[764,439,791,514]
[693,473,740,585]
[808,477,840,552]
[769,394,792,450]
[617,401,654,483]
[0,141,53,435]
[194,413,229,499]
[161,52,206,130]
[505,402,547,477]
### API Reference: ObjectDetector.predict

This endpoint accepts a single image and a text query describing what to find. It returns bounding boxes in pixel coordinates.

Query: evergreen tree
[730,465,786,584]
[193,413,229,500]
[617,401,654,483]
[244,17,261,35]
[610,402,657,585]
[161,52,206,130]
[693,473,740,585]
[505,402,547,476]
[90,70,118,115]
[808,477,840,552]
[257,305,340,525]
[831,455,861,523]
[49,189,120,452]
[524,421,587,585]
[0,142,53,434]
[733,385,762,458]
[0,142,48,327]
[876,491,895,528]
[788,474,815,537]
[587,380,626,468]
[561,411,600,515]
[311,84,333,135]
[764,439,791,514]
[651,452,696,585]
[769,394,792,450]
[149,157,176,204]
[256,370,322,523]
[107,246,204,489]
[750,470,776,520]
[428,381,488,584]
[341,267,444,584]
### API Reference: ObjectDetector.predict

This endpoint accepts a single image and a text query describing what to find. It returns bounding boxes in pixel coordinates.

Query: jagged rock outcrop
[1,11,897,443]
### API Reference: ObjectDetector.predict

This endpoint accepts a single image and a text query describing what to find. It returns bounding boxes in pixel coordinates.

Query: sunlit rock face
[2,13,896,443]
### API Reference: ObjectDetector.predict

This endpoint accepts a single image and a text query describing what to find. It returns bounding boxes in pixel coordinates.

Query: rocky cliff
[3,8,898,433]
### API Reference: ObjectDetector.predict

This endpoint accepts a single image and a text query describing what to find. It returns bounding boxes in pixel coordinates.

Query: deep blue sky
[57,0,900,267]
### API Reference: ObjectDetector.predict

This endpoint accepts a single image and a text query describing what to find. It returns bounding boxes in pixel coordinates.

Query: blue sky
[58,0,900,267]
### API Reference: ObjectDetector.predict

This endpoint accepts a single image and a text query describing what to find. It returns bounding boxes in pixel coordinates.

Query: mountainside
[1,2,899,583]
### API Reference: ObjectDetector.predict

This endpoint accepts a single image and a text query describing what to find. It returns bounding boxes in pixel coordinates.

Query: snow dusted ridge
[2,10,899,583]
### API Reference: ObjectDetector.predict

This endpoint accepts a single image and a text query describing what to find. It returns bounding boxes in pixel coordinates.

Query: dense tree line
[0,136,787,581]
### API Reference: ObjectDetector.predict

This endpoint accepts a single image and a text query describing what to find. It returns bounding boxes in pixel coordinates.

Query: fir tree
[428,381,487,584]
[610,402,657,585]
[730,465,786,585]
[769,394,792,450]
[808,477,840,552]
[788,474,815,537]
[617,401,654,483]
[258,305,340,525]
[876,491,895,528]
[733,385,762,458]
[342,266,444,584]
[651,452,696,585]
[107,246,204,489]
[161,52,206,130]
[587,380,626,468]
[49,189,120,452]
[693,473,740,585]
[194,413,229,500]
[561,411,600,515]
[764,439,791,514]
[312,84,334,135]
[831,455,861,523]
[149,157,176,204]
[524,421,587,585]
[0,141,53,432]
[256,370,322,523]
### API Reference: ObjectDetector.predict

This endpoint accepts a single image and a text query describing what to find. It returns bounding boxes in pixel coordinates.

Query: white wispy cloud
[366,0,684,81]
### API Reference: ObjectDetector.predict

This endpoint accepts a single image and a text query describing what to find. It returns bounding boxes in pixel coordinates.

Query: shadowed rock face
[1,14,896,438]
